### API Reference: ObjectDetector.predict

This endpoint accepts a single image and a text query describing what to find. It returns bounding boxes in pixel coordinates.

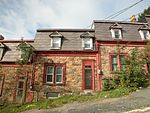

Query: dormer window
[51,37,61,49]
[80,32,94,50]
[110,23,122,39]
[110,29,122,39]
[82,38,93,49]
[50,31,63,49]
[138,25,150,40]
[139,30,150,40]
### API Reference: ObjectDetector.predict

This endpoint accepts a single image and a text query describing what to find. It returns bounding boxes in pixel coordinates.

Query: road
[22,88,150,113]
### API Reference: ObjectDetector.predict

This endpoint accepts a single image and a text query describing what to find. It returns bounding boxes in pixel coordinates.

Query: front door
[84,66,92,89]
[16,76,27,103]
[82,60,94,90]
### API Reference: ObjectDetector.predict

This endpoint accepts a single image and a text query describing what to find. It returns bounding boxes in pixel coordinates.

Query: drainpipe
[96,41,102,91]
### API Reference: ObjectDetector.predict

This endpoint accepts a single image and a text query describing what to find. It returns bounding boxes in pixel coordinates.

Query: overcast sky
[0,0,149,40]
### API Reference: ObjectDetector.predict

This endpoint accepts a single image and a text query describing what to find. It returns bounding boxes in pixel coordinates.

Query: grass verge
[0,87,135,113]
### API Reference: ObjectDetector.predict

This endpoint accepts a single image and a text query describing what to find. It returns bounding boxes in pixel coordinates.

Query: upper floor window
[51,37,61,49]
[82,38,93,50]
[139,25,150,40]
[110,29,122,39]
[44,63,66,85]
[50,31,63,49]
[110,23,122,39]
[110,54,126,72]
[139,30,150,40]
[80,32,94,50]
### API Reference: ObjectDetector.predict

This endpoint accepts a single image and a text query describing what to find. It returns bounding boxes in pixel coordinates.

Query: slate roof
[33,29,95,51]
[0,41,34,62]
[94,20,149,41]
[0,17,150,62]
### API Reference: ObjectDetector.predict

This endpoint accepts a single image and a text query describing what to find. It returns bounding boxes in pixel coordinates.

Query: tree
[138,7,150,22]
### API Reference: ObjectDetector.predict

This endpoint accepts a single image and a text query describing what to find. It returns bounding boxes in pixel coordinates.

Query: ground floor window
[110,54,127,72]
[0,75,4,96]
[44,63,66,85]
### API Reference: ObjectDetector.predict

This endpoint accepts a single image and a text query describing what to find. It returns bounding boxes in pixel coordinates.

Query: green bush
[103,78,115,91]
[103,48,149,91]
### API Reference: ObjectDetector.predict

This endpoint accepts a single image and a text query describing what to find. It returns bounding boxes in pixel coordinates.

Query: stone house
[0,15,150,103]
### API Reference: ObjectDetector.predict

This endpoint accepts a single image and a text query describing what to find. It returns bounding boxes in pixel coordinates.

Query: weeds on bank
[0,87,134,113]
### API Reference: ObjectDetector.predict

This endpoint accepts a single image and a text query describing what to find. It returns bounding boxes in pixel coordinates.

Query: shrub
[103,48,149,91]
[103,77,115,91]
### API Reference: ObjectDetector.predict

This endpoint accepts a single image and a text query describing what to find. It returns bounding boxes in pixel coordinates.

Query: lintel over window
[138,25,150,40]
[80,32,94,50]
[49,31,63,49]
[110,23,122,39]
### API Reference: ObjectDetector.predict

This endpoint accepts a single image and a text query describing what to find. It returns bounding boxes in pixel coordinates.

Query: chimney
[0,35,4,40]
[130,15,136,22]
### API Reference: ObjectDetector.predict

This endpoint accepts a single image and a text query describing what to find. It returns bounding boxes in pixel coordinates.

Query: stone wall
[0,65,33,104]
[33,55,96,100]
[100,45,144,78]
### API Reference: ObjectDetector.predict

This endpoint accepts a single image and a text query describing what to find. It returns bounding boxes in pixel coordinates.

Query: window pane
[114,30,119,38]
[112,64,118,71]
[120,55,126,71]
[47,75,52,82]
[56,66,62,74]
[52,37,61,48]
[111,55,118,71]
[120,55,125,64]
[112,56,117,64]
[143,31,148,39]
[120,65,126,71]
[83,38,92,49]
[47,66,53,74]
[84,43,90,48]
[56,66,62,83]
[56,75,62,82]
[18,81,24,89]
[53,38,60,43]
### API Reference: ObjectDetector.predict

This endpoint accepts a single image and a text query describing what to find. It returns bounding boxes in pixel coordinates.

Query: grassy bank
[0,87,135,113]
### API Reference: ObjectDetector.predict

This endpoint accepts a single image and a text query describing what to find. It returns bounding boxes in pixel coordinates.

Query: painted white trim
[139,30,150,40]
[82,38,93,50]
[50,37,61,49]
[110,29,122,39]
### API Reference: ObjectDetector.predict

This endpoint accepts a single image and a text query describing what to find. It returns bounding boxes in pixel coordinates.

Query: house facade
[0,15,150,103]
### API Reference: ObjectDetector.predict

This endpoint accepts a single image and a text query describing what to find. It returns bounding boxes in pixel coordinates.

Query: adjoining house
[0,15,150,103]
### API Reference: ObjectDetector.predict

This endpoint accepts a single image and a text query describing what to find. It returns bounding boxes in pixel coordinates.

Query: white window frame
[51,37,61,49]
[82,38,93,50]
[139,30,150,40]
[46,66,54,84]
[55,66,63,84]
[110,29,122,39]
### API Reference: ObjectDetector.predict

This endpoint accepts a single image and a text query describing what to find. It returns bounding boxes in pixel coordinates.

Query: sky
[0,0,149,40]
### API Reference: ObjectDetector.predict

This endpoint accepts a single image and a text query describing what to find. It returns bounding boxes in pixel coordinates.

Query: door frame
[15,76,27,103]
[82,60,95,90]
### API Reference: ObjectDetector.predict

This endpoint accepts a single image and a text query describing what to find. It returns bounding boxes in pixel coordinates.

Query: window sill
[110,71,120,74]
[83,48,93,50]
[113,38,122,40]
[50,48,61,50]
[44,83,64,86]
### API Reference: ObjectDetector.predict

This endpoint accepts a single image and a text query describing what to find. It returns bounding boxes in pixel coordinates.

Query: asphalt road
[22,88,150,113]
